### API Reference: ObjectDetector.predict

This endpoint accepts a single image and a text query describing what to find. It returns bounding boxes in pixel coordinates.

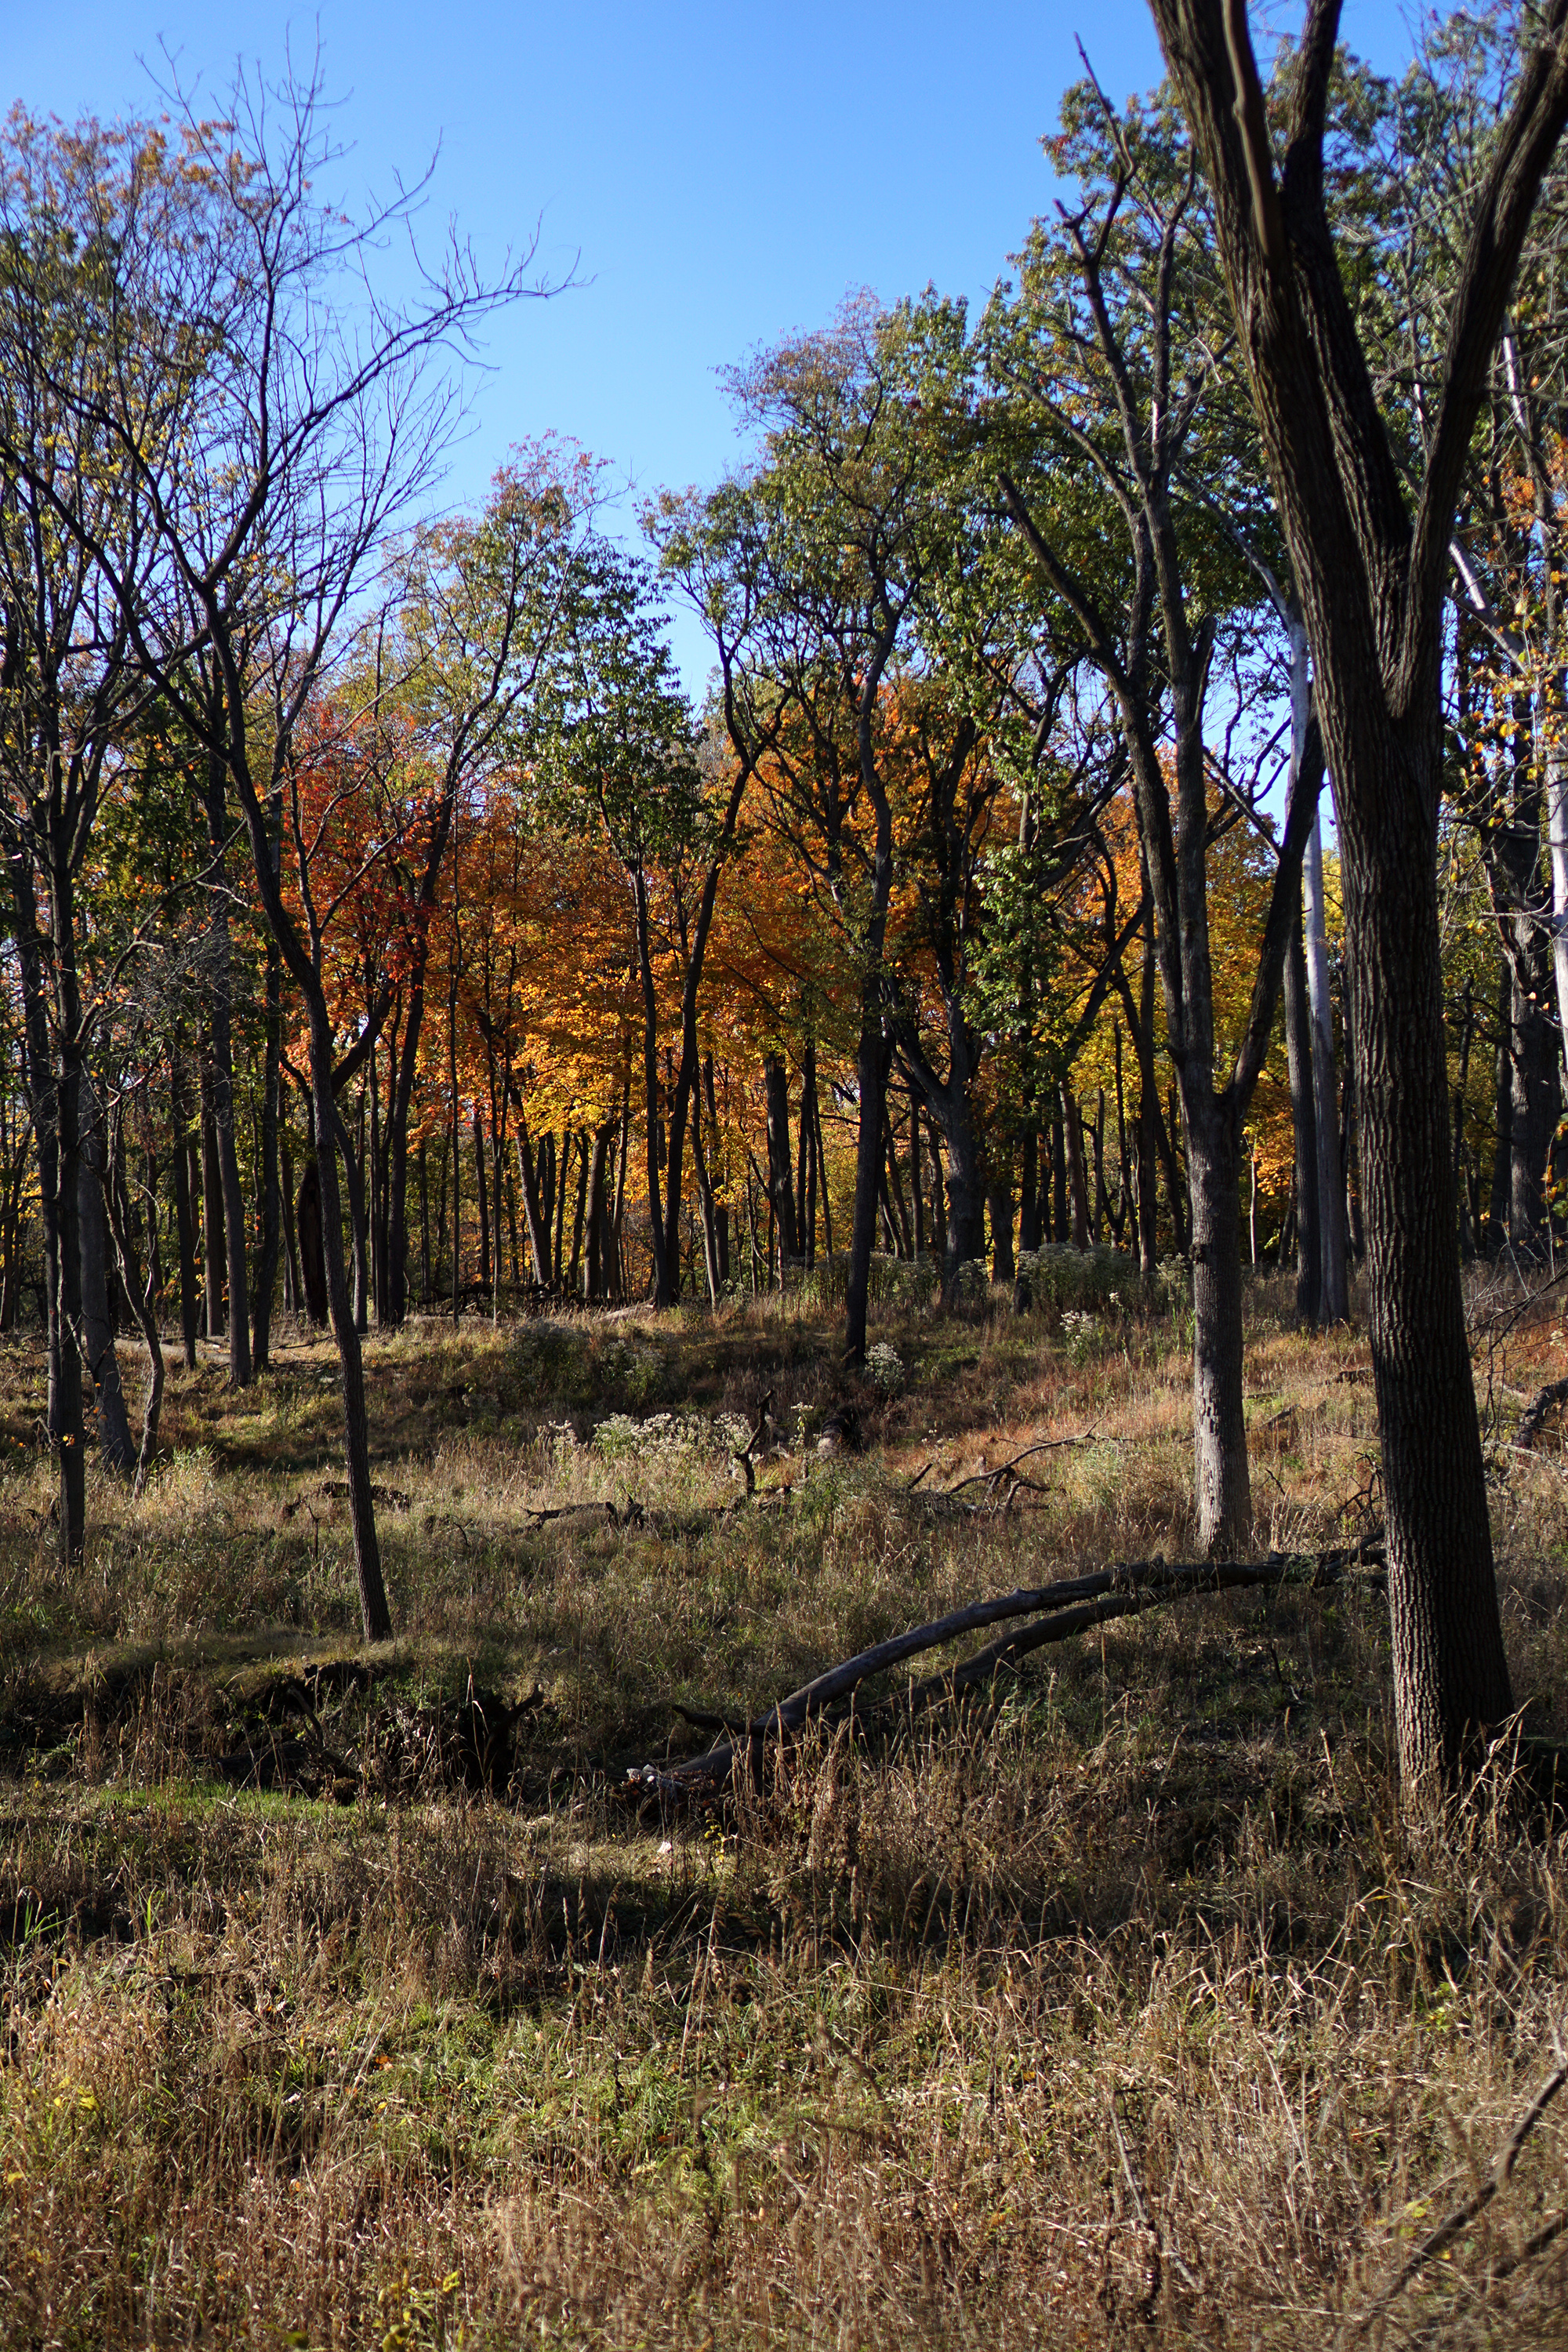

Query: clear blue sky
[15,2,1429,689]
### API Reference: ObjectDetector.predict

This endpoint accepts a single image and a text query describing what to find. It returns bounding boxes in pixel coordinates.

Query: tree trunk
[281,1123,302,1315]
[252,927,283,1370]
[1489,956,1512,1254]
[567,1131,590,1294]
[989,1145,1014,1282]
[200,1040,225,1340]
[703,1058,730,1286]
[307,998,392,1642]
[296,1158,330,1327]
[1509,956,1559,1247]
[1340,721,1512,1783]
[845,1006,890,1362]
[76,1073,135,1474]
[472,1107,490,1298]
[170,1040,200,1371]
[763,1054,800,1266]
[1183,1091,1253,1556]
[1062,1088,1090,1250]
[1283,896,1322,1324]
[513,1105,550,1286]
[1018,1125,1039,1254]
[1303,811,1348,1319]
[583,1121,612,1301]
[9,852,79,1560]
[199,743,252,1385]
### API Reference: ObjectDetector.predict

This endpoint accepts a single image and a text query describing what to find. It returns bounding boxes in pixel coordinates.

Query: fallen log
[626,1541,1385,1808]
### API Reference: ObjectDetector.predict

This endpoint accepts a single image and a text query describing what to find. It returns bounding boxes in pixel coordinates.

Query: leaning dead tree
[627,1542,1385,1807]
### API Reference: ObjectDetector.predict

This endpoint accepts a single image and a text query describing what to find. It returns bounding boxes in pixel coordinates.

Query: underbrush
[0,1279,1565,2347]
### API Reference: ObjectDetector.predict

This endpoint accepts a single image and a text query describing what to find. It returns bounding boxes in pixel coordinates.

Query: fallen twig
[938,1428,1101,1501]
[1346,2054,1568,2338]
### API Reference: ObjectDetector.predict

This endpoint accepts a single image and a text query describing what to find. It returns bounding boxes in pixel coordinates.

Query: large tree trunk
[1340,720,1512,1782]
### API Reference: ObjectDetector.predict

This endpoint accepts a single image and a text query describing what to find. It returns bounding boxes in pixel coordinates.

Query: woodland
[3,2,1568,2346]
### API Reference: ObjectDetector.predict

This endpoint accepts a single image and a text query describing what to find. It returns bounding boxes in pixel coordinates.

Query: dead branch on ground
[627,1540,1385,1808]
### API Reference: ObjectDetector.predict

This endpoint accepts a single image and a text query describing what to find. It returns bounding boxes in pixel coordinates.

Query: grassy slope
[1,1261,1566,2349]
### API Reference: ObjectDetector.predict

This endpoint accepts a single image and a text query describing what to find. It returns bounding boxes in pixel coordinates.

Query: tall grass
[1,1276,1565,2347]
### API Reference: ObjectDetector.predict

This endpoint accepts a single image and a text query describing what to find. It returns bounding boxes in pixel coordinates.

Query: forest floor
[1,1252,1566,2350]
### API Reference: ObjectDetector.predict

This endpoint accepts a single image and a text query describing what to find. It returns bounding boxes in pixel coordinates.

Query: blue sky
[14,2,1430,691]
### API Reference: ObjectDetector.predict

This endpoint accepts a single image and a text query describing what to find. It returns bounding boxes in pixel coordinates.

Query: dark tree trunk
[583,1122,612,1301]
[170,1041,200,1371]
[1283,898,1323,1324]
[704,1058,731,1286]
[567,1130,590,1294]
[512,1106,550,1287]
[1509,962,1559,1247]
[296,1159,330,1327]
[472,1108,490,1297]
[198,741,252,1386]
[281,1123,302,1315]
[1018,1126,1040,1254]
[1338,721,1512,1780]
[763,1054,800,1266]
[200,1041,225,1340]
[845,1011,891,1361]
[989,1159,1014,1282]
[252,927,283,1370]
[1062,1089,1090,1251]
[76,1074,135,1473]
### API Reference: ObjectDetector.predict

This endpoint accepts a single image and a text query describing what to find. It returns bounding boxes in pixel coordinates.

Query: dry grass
[0,1267,1566,2348]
